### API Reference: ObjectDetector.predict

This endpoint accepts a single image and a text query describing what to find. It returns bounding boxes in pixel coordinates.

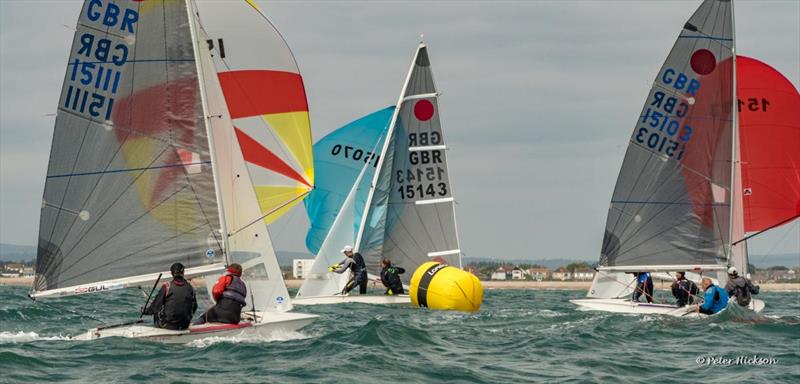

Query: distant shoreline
[3,276,798,292]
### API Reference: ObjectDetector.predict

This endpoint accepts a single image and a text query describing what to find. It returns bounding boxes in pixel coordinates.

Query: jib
[86,0,139,34]
[409,150,443,165]
[78,33,129,66]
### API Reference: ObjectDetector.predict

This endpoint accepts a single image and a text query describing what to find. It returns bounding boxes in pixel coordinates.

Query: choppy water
[1,285,798,383]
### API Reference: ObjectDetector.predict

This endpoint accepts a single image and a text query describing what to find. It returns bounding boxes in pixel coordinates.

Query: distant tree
[565,262,591,273]
[768,266,790,271]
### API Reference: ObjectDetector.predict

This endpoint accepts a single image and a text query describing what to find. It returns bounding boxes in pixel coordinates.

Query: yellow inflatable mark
[410,261,483,312]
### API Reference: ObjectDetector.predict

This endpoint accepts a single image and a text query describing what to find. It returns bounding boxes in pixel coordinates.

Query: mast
[354,45,422,251]
[186,0,230,264]
[727,0,739,272]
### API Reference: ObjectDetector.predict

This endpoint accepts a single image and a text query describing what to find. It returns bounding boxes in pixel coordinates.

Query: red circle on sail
[414,100,435,121]
[690,49,716,75]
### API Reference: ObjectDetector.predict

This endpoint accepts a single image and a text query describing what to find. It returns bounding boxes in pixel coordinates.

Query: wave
[0,331,71,343]
[187,330,310,348]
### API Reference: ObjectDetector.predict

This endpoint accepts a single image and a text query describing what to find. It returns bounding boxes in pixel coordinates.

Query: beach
[5,276,798,291]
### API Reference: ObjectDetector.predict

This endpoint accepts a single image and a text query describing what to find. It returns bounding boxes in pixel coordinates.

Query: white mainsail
[355,43,462,282]
[190,5,291,312]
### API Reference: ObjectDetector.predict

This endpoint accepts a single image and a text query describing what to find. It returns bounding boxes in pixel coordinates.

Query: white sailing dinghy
[294,43,463,305]
[570,0,799,317]
[30,0,316,343]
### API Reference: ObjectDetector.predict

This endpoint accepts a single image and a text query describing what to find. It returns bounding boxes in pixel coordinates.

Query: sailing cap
[727,266,738,276]
[341,245,354,253]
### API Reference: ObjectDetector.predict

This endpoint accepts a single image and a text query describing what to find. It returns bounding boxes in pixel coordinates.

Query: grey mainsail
[600,0,735,269]
[34,0,224,294]
[356,45,461,283]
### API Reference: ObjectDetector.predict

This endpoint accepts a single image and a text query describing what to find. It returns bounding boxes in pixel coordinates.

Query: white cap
[341,245,353,253]
[727,266,737,275]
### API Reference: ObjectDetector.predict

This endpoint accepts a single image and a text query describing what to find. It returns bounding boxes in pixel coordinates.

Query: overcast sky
[1,0,798,262]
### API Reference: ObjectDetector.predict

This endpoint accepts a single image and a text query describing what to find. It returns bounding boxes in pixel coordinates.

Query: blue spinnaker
[304,107,394,254]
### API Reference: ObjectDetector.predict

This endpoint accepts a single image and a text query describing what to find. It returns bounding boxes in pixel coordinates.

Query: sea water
[1,286,798,383]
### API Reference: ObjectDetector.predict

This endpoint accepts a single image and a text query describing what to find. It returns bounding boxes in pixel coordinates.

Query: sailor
[143,262,197,330]
[632,272,654,303]
[196,263,247,325]
[379,257,405,296]
[329,245,368,295]
[670,271,699,307]
[694,277,729,315]
[725,266,759,307]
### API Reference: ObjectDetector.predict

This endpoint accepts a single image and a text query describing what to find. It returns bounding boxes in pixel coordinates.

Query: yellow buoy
[409,262,483,312]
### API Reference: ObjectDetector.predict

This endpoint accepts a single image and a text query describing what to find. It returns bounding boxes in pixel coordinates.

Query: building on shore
[527,267,550,281]
[552,267,571,281]
[573,268,595,281]
[292,259,315,279]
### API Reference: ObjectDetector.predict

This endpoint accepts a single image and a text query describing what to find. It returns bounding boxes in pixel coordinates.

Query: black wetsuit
[671,278,699,306]
[380,264,405,295]
[143,277,197,330]
[725,275,759,307]
[339,253,367,294]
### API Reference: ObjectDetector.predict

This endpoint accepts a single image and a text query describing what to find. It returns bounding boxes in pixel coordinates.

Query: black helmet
[170,262,185,277]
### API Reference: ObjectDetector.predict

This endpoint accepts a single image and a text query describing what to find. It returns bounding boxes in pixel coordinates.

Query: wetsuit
[334,253,367,294]
[380,263,405,295]
[725,275,759,307]
[671,277,699,306]
[198,273,247,324]
[143,277,197,330]
[699,284,729,315]
[633,272,654,303]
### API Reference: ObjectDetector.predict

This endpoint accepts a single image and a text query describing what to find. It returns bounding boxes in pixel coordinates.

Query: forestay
[600,0,735,269]
[34,0,225,297]
[356,45,462,283]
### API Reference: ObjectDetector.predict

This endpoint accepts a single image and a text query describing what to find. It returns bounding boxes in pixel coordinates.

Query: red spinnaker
[737,56,800,233]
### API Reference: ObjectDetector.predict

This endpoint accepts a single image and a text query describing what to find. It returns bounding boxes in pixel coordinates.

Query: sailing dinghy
[571,0,799,317]
[294,43,463,305]
[31,0,317,342]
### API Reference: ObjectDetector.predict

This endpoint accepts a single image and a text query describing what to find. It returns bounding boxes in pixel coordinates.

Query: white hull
[293,294,411,306]
[71,311,318,344]
[570,298,765,318]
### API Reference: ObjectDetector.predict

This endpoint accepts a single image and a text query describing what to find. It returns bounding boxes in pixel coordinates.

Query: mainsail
[32,0,293,313]
[189,3,291,312]
[356,44,462,283]
[34,0,226,296]
[193,0,313,225]
[600,0,735,271]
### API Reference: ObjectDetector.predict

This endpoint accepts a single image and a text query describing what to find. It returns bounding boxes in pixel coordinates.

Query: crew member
[196,264,247,324]
[379,257,405,295]
[329,245,367,295]
[632,272,654,303]
[143,262,197,330]
[725,266,759,307]
[670,271,699,307]
[695,277,728,315]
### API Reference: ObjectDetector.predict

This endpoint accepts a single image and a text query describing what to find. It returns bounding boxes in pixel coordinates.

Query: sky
[0,0,798,262]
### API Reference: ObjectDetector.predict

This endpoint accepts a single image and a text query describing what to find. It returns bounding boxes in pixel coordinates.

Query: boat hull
[71,311,318,344]
[570,298,765,317]
[292,294,411,306]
